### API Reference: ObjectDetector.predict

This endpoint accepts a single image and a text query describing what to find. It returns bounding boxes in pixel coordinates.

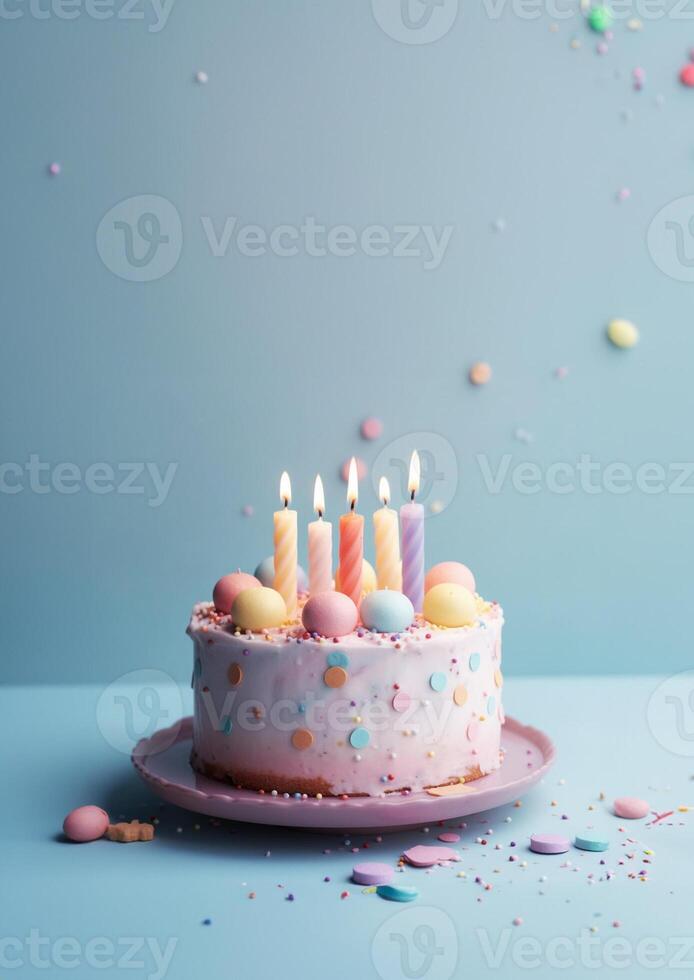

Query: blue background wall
[2,1,693,683]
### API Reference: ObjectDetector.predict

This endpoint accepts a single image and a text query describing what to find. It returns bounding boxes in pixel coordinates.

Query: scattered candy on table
[530,833,571,854]
[574,834,609,852]
[62,805,109,842]
[613,796,650,819]
[376,884,418,902]
[402,845,459,867]
[352,862,395,885]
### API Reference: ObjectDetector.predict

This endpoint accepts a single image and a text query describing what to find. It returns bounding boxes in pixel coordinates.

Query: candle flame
[313,474,325,517]
[407,450,420,497]
[379,476,391,506]
[279,470,291,507]
[347,457,359,509]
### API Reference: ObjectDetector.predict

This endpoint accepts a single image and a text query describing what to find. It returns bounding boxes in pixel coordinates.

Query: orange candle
[338,457,363,606]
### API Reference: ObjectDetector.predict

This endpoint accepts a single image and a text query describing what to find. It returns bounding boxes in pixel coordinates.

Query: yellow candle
[308,475,333,595]
[373,477,401,591]
[274,471,297,620]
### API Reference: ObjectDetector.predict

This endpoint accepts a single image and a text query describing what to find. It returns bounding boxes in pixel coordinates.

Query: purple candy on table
[529,833,571,854]
[352,862,395,886]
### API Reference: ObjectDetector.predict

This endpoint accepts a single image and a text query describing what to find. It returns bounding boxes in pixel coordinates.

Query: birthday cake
[187,459,505,798]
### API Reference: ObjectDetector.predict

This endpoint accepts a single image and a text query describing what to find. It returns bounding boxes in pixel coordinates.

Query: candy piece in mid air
[607,318,639,349]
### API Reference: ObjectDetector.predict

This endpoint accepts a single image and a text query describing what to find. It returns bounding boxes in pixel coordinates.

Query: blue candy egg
[360,589,414,634]
[254,556,308,593]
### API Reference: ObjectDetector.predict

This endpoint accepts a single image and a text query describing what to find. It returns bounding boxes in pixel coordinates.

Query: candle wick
[284,498,288,509]
[350,498,356,513]
[318,509,323,520]
[410,489,415,502]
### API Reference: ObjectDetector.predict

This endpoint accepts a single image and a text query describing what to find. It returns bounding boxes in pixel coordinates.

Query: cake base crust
[190,748,494,797]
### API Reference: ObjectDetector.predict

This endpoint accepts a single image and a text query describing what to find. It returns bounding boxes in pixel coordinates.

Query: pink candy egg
[213,572,261,614]
[613,796,650,819]
[302,591,358,638]
[63,805,109,842]
[425,561,476,595]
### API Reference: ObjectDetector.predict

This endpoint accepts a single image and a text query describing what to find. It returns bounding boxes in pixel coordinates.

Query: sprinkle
[469,362,492,386]
[48,162,61,176]
[195,70,209,84]
[360,417,383,440]
[513,917,523,927]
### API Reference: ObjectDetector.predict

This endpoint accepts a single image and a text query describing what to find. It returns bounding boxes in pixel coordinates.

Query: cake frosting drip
[188,598,504,797]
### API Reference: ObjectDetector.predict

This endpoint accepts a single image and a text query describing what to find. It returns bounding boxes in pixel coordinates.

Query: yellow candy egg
[607,318,639,349]
[423,583,476,628]
[334,559,377,595]
[231,586,287,632]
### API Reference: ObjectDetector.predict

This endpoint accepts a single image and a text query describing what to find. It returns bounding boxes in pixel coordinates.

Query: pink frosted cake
[188,571,504,797]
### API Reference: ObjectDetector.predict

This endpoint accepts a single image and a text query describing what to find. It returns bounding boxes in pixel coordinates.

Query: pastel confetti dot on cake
[227,663,243,686]
[453,684,468,706]
[429,672,447,692]
[324,666,348,688]
[469,652,481,671]
[291,728,314,750]
[392,691,411,712]
[349,727,370,749]
[327,650,349,668]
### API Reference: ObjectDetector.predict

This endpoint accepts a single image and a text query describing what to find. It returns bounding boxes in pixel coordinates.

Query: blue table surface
[3,675,693,980]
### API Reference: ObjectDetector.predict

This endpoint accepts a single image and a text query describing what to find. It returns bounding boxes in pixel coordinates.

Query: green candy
[588,5,613,31]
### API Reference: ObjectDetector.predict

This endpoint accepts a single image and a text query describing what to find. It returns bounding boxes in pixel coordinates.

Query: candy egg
[212,571,261,614]
[423,583,476,628]
[607,318,639,349]
[424,561,476,595]
[302,591,358,638]
[63,805,110,843]
[232,586,287,632]
[360,590,414,633]
[334,559,377,595]
[254,557,308,593]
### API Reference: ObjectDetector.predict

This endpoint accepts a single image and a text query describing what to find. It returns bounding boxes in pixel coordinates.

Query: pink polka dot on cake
[213,571,261,614]
[302,591,358,638]
[360,417,383,440]
[392,691,411,712]
[425,561,476,595]
[341,457,367,482]
[466,720,480,741]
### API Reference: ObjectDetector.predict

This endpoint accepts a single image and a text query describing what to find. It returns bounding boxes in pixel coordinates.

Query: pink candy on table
[63,805,109,843]
[613,796,650,819]
[352,862,394,885]
[402,845,459,867]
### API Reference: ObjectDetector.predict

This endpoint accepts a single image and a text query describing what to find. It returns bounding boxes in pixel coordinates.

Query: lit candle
[338,457,364,606]
[274,471,297,619]
[373,477,401,591]
[400,451,425,613]
[308,475,333,595]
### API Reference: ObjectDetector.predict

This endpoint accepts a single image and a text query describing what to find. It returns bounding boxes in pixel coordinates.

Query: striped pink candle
[400,451,425,613]
[338,458,363,606]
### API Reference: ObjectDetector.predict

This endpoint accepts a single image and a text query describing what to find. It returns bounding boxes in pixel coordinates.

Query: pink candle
[338,458,363,606]
[400,451,424,613]
[308,475,333,594]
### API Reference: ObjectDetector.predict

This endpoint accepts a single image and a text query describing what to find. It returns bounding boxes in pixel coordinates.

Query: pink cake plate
[132,716,555,832]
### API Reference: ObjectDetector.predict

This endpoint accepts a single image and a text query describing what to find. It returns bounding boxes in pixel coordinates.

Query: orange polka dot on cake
[453,684,468,706]
[324,666,348,688]
[227,663,243,686]
[291,728,314,750]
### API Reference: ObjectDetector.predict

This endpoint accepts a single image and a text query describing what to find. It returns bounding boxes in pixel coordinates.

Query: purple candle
[400,451,425,613]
